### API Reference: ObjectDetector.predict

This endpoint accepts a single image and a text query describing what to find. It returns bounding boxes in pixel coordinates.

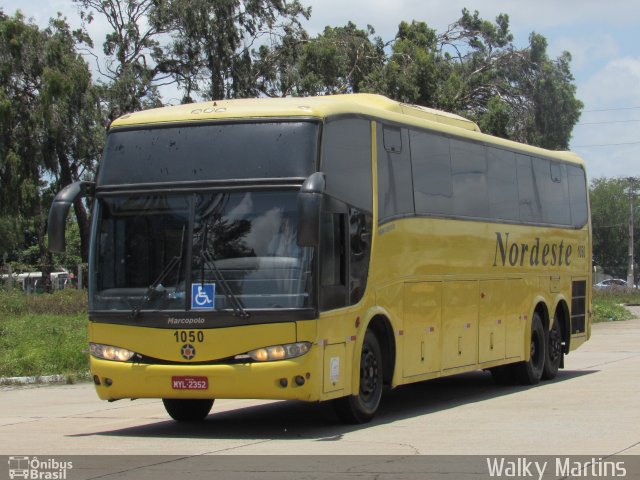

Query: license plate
[171,376,208,390]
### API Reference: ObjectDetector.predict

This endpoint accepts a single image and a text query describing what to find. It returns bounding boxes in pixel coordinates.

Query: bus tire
[162,398,214,422]
[515,312,546,385]
[334,330,383,424]
[542,315,562,380]
[490,364,517,385]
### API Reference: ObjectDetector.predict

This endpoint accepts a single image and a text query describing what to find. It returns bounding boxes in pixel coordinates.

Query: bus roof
[111,94,479,131]
[110,93,584,167]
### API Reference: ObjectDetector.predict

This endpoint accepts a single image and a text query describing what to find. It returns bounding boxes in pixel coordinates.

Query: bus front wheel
[334,330,383,424]
[162,398,214,422]
[515,312,546,385]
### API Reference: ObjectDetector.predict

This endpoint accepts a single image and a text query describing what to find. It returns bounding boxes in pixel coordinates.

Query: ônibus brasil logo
[8,456,73,479]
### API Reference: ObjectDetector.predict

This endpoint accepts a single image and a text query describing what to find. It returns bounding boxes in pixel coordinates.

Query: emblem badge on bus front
[181,344,196,360]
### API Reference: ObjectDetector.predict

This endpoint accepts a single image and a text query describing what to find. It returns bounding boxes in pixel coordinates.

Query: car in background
[594,278,630,290]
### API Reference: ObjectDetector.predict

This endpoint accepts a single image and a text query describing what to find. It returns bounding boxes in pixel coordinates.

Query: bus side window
[377,124,414,222]
[320,212,347,311]
[349,208,371,305]
[567,165,588,227]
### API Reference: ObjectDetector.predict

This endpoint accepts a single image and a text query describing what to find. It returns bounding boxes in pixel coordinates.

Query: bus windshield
[91,191,314,313]
[97,121,319,187]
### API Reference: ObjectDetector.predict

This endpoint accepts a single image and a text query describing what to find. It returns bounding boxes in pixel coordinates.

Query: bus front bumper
[90,351,321,402]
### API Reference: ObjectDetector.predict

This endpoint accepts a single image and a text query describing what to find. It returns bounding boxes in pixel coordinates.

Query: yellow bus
[48,94,591,423]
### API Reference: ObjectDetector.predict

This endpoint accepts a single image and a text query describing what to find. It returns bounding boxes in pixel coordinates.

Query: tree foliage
[296,22,384,95]
[590,178,639,279]
[150,0,310,101]
[74,0,164,120]
[360,10,583,149]
[0,11,102,277]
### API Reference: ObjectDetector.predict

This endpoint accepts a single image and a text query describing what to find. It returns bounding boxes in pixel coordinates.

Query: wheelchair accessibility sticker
[191,283,215,310]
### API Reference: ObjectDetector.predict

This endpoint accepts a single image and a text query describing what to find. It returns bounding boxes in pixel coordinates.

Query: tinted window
[534,160,571,225]
[568,165,588,227]
[319,212,347,311]
[349,208,372,305]
[450,139,489,217]
[387,126,586,228]
[322,119,372,212]
[411,130,452,215]
[100,122,319,186]
[92,191,315,311]
[487,148,519,221]
[377,125,414,221]
[516,154,542,223]
[383,126,402,153]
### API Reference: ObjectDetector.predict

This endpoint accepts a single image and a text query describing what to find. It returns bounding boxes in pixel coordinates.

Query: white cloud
[551,33,619,72]
[580,57,640,108]
[571,57,640,179]
[304,0,640,41]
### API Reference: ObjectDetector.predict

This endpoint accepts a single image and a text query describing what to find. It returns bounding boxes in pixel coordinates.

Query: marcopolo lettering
[493,232,572,267]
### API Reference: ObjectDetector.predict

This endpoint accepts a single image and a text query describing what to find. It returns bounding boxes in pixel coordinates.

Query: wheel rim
[360,344,379,401]
[531,329,543,367]
[548,323,562,362]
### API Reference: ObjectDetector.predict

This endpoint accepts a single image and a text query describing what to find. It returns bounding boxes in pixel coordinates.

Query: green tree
[151,0,310,101]
[40,16,105,265]
[590,178,639,278]
[440,11,582,148]
[365,20,444,106]
[253,23,309,97]
[297,22,385,96]
[363,9,582,149]
[0,216,21,257]
[0,11,101,278]
[74,0,164,120]
[525,40,582,149]
[0,11,51,273]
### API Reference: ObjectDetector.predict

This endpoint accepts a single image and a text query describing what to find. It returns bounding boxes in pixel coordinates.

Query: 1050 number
[173,330,204,343]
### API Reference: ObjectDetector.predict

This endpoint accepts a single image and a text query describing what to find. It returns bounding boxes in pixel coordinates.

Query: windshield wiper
[131,225,186,319]
[200,223,249,319]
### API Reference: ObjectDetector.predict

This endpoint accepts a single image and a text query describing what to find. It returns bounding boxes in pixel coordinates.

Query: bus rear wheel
[542,315,563,380]
[334,330,383,424]
[515,312,546,385]
[162,398,214,422]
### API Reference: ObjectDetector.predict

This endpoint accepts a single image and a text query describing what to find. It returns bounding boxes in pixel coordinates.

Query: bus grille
[571,280,587,334]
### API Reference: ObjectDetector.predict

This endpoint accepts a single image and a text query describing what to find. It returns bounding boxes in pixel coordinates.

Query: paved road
[1,315,639,457]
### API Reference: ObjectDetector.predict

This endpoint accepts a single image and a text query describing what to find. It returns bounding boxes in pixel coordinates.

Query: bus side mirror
[297,172,326,247]
[48,181,95,253]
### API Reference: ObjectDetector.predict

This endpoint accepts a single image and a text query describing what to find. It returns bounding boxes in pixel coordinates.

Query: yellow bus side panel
[479,279,507,363]
[368,216,590,385]
[442,281,479,370]
[403,282,442,377]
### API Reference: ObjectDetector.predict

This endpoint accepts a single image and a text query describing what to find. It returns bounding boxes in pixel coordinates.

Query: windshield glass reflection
[91,191,313,313]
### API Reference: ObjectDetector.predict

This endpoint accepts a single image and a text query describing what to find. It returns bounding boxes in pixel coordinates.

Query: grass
[0,289,89,379]
[592,289,640,323]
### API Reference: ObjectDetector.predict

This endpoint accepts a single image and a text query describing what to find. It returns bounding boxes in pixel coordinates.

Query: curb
[0,374,68,386]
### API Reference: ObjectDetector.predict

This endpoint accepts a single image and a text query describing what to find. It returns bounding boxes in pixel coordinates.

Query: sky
[2,0,640,181]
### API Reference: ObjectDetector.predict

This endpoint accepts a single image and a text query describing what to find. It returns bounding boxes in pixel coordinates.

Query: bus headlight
[90,343,136,362]
[244,342,311,362]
